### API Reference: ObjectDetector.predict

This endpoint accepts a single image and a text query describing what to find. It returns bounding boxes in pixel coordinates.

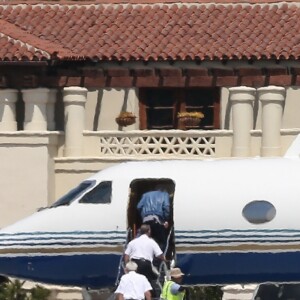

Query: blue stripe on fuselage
[0,254,121,288]
[1,252,300,288]
[176,251,300,285]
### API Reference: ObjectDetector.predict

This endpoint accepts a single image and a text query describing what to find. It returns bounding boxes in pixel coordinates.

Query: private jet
[1,136,300,293]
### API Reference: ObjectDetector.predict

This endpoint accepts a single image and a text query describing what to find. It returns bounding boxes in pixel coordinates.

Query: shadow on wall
[93,89,104,131]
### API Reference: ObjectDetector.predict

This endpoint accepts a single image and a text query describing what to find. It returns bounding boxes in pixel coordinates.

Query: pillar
[257,86,285,157]
[22,88,49,131]
[229,86,256,157]
[0,89,18,131]
[47,89,57,131]
[63,86,87,157]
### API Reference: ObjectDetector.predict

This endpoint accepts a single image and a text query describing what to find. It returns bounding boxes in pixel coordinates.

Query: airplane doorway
[128,178,175,260]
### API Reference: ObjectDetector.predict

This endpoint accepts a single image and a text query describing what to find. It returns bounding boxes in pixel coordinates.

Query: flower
[177,111,204,119]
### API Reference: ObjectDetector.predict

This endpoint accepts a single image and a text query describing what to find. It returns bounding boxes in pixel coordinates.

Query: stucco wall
[0,134,58,228]
[84,86,300,132]
[282,87,300,129]
[84,88,139,131]
[221,87,300,130]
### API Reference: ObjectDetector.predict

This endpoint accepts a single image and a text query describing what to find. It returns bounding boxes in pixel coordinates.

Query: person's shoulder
[136,273,152,285]
[134,272,148,280]
[134,272,146,278]
[149,236,159,245]
[127,238,135,245]
[120,273,129,281]
[144,235,157,244]
[139,234,148,240]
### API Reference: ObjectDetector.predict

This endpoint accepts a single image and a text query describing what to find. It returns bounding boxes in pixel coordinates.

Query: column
[47,89,57,130]
[0,89,18,131]
[22,88,49,131]
[257,86,286,157]
[63,86,87,157]
[229,86,256,157]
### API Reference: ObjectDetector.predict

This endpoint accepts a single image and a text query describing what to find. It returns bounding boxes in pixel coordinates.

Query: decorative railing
[85,130,233,159]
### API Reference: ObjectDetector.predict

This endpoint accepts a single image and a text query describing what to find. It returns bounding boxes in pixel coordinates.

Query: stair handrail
[164,225,174,257]
[155,226,174,293]
[114,227,132,286]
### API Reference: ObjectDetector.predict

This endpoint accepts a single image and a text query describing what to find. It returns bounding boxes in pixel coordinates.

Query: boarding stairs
[115,227,174,299]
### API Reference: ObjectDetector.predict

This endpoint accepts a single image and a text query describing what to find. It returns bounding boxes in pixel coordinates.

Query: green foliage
[186,285,223,300]
[30,285,51,300]
[0,280,50,300]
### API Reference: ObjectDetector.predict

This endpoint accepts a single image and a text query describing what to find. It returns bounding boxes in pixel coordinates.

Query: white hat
[170,268,184,278]
[126,261,138,271]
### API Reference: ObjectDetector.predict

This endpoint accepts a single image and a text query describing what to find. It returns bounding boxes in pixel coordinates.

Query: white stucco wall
[0,135,57,228]
[282,87,300,129]
[85,88,139,131]
[85,86,300,132]
[221,86,300,131]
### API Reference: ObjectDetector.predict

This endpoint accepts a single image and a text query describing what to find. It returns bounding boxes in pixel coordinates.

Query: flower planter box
[177,111,204,130]
[178,116,202,127]
[115,116,136,126]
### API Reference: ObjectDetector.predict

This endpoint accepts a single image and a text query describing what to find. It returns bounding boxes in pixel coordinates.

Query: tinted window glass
[51,181,94,208]
[79,181,112,204]
[242,200,276,224]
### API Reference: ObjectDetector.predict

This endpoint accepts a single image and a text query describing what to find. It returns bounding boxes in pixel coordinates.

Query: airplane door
[128,178,175,260]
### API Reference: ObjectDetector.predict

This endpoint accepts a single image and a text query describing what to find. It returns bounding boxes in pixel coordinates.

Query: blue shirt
[137,190,170,221]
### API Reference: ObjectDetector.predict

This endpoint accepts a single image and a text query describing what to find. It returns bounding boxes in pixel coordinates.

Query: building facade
[1,1,300,228]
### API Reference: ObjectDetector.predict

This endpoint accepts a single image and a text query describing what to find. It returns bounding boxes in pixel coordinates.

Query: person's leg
[132,259,157,281]
[155,223,167,251]
[145,220,165,250]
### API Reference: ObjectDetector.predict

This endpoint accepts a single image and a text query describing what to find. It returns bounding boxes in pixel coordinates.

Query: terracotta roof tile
[1,2,300,62]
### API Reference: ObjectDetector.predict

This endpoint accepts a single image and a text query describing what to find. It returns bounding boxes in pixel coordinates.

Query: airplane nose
[0,227,126,288]
[0,231,35,279]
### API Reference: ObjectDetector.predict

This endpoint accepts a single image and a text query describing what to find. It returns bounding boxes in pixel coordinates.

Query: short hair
[155,184,167,192]
[140,224,151,235]
[126,261,138,272]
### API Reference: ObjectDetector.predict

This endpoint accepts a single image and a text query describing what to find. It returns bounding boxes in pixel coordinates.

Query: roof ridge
[1,0,300,4]
[0,19,76,59]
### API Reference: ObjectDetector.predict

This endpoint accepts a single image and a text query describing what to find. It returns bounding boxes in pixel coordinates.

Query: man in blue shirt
[137,184,170,251]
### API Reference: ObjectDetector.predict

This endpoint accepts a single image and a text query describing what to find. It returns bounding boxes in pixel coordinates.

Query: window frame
[79,181,112,204]
[139,87,220,130]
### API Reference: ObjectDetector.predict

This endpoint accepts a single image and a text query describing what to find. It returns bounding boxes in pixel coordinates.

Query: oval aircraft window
[242,200,276,224]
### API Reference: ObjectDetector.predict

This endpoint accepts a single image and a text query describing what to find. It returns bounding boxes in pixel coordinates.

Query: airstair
[115,227,174,299]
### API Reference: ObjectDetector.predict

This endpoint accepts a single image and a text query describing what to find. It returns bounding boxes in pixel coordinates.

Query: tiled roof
[0,2,300,62]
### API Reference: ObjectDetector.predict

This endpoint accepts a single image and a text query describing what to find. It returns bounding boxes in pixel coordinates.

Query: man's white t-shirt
[125,234,163,262]
[115,271,152,299]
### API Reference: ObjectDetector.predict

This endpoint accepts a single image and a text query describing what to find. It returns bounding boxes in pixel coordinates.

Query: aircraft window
[51,181,95,208]
[79,181,112,204]
[242,200,276,224]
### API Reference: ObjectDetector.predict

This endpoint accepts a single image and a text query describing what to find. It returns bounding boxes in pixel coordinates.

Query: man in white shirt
[115,261,152,300]
[124,224,166,282]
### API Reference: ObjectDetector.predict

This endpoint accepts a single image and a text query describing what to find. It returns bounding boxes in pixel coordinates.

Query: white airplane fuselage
[0,157,300,288]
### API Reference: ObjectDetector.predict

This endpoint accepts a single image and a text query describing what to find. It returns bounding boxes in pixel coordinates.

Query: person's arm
[178,286,186,292]
[170,282,186,295]
[137,194,145,211]
[162,192,170,220]
[115,293,125,300]
[144,290,152,300]
[124,253,130,263]
[156,253,167,262]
